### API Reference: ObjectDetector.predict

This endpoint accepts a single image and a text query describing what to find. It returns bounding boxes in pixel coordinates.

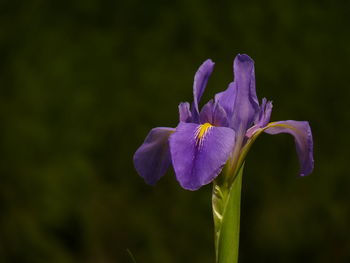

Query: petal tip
[200,59,215,70]
[235,54,254,64]
[205,58,215,66]
[179,183,201,191]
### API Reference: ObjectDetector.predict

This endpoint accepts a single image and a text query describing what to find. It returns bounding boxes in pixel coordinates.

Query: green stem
[212,164,244,263]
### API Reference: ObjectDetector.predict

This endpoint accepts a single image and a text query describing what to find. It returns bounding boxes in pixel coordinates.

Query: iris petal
[199,100,228,127]
[246,98,273,137]
[231,54,260,132]
[264,120,314,176]
[199,101,214,124]
[255,98,273,127]
[134,127,175,185]
[193,59,215,115]
[179,102,192,122]
[215,81,237,123]
[212,102,229,127]
[169,122,235,190]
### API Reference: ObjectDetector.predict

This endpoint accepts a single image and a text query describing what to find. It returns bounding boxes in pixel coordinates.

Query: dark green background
[0,0,349,262]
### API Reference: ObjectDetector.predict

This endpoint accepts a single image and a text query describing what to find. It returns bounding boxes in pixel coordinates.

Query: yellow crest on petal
[195,123,213,147]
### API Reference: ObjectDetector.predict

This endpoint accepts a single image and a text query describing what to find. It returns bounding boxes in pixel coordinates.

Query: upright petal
[256,98,273,127]
[169,122,235,190]
[215,81,237,122]
[199,100,214,124]
[193,59,215,114]
[199,100,228,127]
[179,102,192,122]
[264,121,314,176]
[231,54,260,132]
[134,127,175,185]
[212,102,229,127]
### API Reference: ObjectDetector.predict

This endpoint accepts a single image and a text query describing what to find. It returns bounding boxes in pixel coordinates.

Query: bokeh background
[0,0,349,262]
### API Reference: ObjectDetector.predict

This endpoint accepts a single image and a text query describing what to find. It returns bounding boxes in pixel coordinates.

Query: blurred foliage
[0,0,349,262]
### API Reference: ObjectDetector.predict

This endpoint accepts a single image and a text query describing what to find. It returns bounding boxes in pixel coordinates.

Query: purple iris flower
[134,54,314,191]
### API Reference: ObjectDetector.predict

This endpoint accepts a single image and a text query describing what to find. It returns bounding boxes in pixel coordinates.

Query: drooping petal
[169,122,235,190]
[231,54,260,132]
[193,59,215,114]
[264,120,314,176]
[134,127,175,185]
[215,81,237,122]
[179,102,192,122]
[199,100,228,127]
